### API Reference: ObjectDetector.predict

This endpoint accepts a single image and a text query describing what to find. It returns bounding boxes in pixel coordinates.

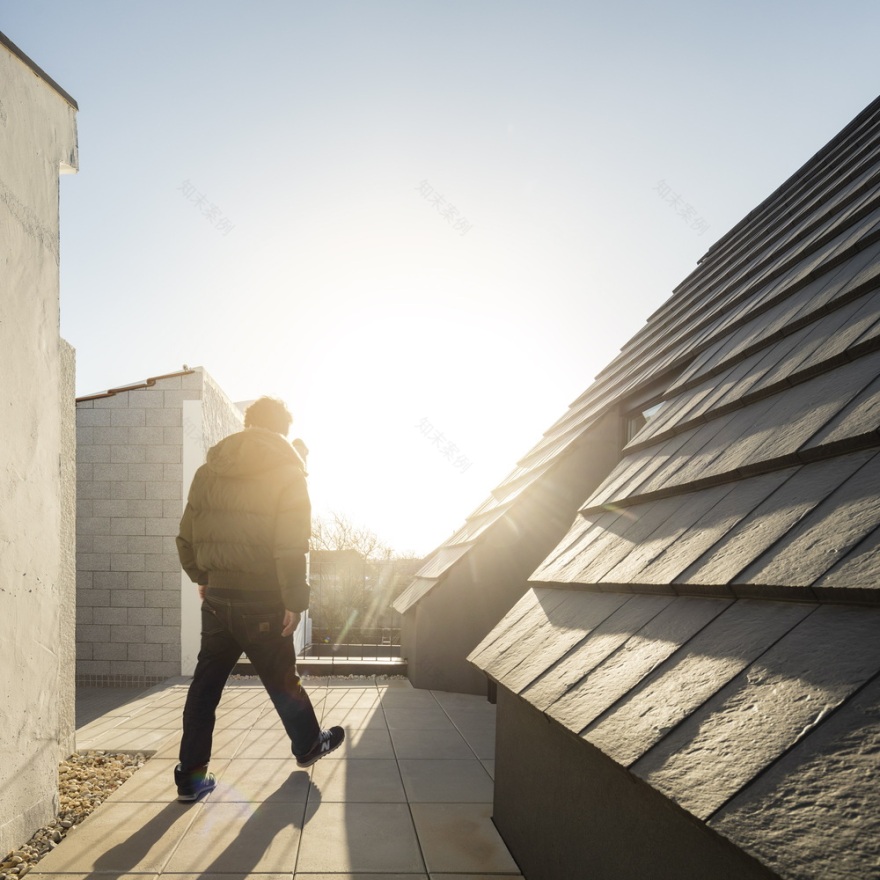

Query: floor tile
[443,706,497,730]
[411,803,521,875]
[379,690,439,708]
[164,801,306,873]
[296,802,424,873]
[204,725,250,759]
[324,705,387,729]
[429,875,522,879]
[104,757,180,802]
[115,706,181,729]
[430,691,492,710]
[211,758,311,802]
[322,727,395,760]
[77,726,177,752]
[31,874,158,879]
[295,875,426,879]
[384,707,458,730]
[458,727,496,760]
[30,801,197,874]
[398,759,495,803]
[390,727,476,759]
[310,758,406,802]
[235,727,296,759]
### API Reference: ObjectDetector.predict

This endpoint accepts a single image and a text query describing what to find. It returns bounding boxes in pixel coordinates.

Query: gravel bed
[0,751,148,878]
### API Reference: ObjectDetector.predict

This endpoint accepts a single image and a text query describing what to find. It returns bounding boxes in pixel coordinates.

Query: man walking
[175,396,343,802]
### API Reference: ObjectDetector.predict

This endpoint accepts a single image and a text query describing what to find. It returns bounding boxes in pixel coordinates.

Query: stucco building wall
[75,368,243,684]
[0,33,78,857]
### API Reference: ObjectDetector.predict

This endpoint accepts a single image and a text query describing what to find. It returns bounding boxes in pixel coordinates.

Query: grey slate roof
[468,95,880,880]
[398,96,880,615]
[469,588,880,880]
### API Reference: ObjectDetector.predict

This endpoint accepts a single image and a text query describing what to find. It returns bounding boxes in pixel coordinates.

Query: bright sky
[5,1,879,556]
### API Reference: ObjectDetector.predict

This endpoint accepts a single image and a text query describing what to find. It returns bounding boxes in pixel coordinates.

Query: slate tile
[710,674,880,880]
[584,599,813,765]
[564,494,697,584]
[598,484,738,584]
[470,589,570,675]
[530,512,618,584]
[801,370,880,451]
[812,521,880,594]
[680,452,874,585]
[547,596,727,735]
[486,591,631,691]
[521,594,671,711]
[737,450,880,586]
[629,470,793,585]
[631,605,880,819]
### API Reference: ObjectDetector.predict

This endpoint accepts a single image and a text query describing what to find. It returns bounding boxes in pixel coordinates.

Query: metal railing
[301,625,402,661]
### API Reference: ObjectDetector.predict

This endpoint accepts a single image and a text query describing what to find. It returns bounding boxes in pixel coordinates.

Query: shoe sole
[295,736,345,768]
[177,783,216,803]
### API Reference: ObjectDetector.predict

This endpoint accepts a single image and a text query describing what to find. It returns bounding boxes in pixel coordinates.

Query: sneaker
[295,726,345,767]
[174,763,217,802]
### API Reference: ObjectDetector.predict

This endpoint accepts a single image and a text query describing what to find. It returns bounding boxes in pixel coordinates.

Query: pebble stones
[0,751,148,876]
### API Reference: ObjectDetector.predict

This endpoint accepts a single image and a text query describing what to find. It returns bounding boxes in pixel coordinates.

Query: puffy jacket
[176,426,311,611]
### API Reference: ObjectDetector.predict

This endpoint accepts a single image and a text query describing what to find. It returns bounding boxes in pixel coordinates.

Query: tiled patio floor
[33,676,523,879]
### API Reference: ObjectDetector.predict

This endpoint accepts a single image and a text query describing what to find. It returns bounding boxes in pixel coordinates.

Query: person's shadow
[83,771,320,879]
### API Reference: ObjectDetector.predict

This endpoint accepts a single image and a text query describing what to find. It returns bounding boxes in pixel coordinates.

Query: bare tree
[308,513,412,641]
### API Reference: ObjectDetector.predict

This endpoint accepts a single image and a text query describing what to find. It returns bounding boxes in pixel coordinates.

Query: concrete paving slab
[295,875,426,880]
[321,727,395,760]
[296,802,425,873]
[164,801,306,874]
[29,800,198,874]
[390,727,475,760]
[430,875,523,880]
[323,705,387,729]
[236,727,296,759]
[411,803,521,875]
[210,758,311,803]
[310,758,406,802]
[52,677,515,880]
[384,707,458,730]
[398,759,494,803]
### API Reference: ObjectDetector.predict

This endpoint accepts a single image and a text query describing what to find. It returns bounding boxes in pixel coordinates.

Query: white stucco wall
[0,36,78,856]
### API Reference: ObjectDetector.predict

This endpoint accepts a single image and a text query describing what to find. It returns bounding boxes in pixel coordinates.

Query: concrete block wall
[75,368,244,685]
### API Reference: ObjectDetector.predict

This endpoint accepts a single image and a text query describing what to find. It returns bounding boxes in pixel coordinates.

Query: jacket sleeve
[274,468,312,612]
[177,494,208,585]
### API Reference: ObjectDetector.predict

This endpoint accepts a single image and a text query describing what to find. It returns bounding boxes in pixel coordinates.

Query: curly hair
[244,396,293,435]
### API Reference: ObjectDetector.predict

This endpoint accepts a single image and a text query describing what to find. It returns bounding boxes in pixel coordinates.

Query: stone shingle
[630,605,880,819]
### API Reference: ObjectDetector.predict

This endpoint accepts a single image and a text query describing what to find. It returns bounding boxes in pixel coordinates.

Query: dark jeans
[179,590,321,772]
